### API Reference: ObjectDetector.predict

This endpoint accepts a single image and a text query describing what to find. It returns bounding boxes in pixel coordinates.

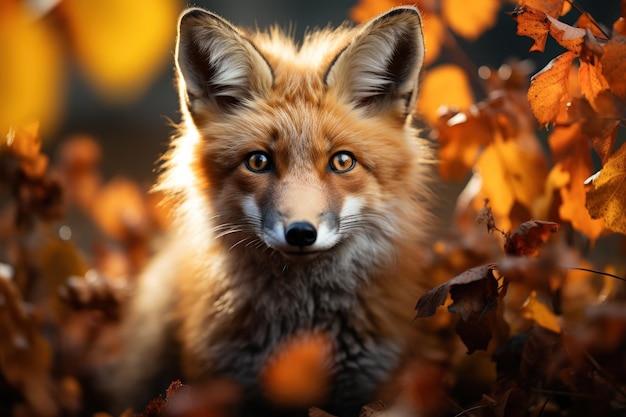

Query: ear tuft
[325,7,425,116]
[175,8,273,117]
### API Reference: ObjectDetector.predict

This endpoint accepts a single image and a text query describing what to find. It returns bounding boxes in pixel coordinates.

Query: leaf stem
[562,266,626,283]
[566,0,611,40]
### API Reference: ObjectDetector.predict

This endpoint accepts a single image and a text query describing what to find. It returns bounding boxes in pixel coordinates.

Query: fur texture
[113,6,435,416]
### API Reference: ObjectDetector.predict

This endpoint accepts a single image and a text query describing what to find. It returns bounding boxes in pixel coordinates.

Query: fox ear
[325,7,425,116]
[175,8,273,117]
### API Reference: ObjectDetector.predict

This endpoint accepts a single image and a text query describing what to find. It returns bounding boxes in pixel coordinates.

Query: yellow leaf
[549,123,605,242]
[442,0,500,40]
[62,0,179,101]
[521,291,561,333]
[418,65,474,125]
[0,5,64,136]
[474,133,548,232]
[586,143,626,235]
[528,51,577,126]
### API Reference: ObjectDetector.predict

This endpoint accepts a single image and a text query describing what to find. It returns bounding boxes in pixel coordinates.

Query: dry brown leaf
[415,264,498,318]
[586,142,626,235]
[528,51,577,126]
[504,220,560,256]
[0,276,59,417]
[62,0,179,101]
[418,64,475,126]
[442,0,500,40]
[600,34,626,100]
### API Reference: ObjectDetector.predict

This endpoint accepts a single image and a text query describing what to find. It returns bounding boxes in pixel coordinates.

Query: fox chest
[180,281,403,410]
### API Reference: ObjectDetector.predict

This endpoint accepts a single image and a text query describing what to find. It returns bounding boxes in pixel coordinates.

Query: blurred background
[3,0,619,183]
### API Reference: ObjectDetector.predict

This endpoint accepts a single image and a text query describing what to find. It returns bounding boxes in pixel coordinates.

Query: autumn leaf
[528,51,577,126]
[418,65,475,126]
[549,124,605,242]
[475,133,548,232]
[511,6,551,52]
[455,310,499,353]
[504,220,560,256]
[61,0,179,101]
[436,107,491,180]
[518,0,566,18]
[521,291,561,333]
[0,4,64,136]
[545,15,586,54]
[441,0,500,40]
[586,142,626,235]
[600,34,626,101]
[579,61,610,110]
[415,264,499,318]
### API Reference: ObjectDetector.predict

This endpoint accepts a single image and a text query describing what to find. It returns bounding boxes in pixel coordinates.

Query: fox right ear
[175,8,273,118]
[325,7,425,117]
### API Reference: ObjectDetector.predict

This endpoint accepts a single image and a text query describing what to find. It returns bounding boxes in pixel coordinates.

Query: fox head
[163,7,429,267]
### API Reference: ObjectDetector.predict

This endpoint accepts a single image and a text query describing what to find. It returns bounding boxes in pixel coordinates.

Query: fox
[112,5,437,417]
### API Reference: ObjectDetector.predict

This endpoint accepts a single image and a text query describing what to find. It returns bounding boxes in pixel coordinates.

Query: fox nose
[285,221,317,247]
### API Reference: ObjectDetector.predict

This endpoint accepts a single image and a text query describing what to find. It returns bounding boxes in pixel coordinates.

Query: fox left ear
[325,7,425,117]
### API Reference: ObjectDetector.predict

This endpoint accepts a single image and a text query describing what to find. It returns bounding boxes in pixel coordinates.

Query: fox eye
[329,151,356,173]
[245,151,272,173]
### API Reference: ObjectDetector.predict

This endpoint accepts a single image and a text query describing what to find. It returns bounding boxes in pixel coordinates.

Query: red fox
[114,5,435,416]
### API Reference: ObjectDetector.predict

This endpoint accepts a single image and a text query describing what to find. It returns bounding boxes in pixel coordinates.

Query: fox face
[165,7,429,270]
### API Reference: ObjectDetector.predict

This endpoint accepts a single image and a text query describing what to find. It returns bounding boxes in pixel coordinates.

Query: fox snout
[284,221,318,247]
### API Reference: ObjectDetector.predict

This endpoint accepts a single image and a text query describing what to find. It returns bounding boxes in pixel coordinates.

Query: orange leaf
[528,51,577,126]
[600,34,626,100]
[0,5,64,135]
[586,143,626,235]
[62,0,179,101]
[475,133,548,232]
[436,107,491,180]
[518,0,566,18]
[511,6,551,52]
[549,124,605,242]
[579,60,610,109]
[418,64,474,126]
[546,15,585,54]
[521,291,561,333]
[442,0,500,40]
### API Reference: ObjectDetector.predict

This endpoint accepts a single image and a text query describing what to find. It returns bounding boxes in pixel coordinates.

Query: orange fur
[113,6,436,416]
